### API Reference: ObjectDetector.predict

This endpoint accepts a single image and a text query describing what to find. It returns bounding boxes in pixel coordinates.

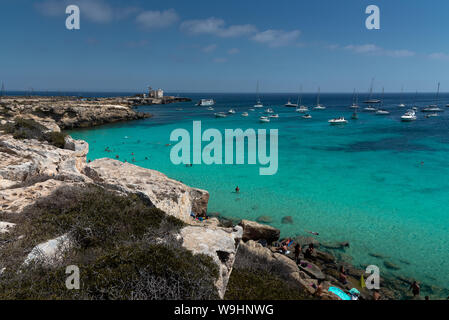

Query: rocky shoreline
[0,96,447,300]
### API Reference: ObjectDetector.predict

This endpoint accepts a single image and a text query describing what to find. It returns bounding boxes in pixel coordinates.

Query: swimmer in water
[306,230,320,236]
[235,186,240,193]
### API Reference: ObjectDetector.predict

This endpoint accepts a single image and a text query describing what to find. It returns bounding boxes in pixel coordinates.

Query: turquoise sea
[69,92,449,295]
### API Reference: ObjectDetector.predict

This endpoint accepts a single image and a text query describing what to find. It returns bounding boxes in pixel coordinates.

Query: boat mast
[298,85,302,106]
[317,87,320,106]
[436,82,440,106]
[381,87,384,108]
[369,78,374,100]
[256,81,260,103]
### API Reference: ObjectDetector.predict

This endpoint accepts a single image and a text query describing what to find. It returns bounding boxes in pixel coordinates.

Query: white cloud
[251,29,301,47]
[213,57,227,63]
[343,44,415,57]
[136,9,179,30]
[202,44,218,53]
[228,48,240,55]
[428,52,449,61]
[180,17,257,38]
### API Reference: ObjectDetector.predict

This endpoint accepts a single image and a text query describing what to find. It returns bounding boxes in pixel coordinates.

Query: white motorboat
[215,112,227,118]
[425,113,439,118]
[259,116,270,123]
[376,109,390,115]
[328,117,348,125]
[207,106,214,111]
[302,114,312,119]
[398,103,406,108]
[401,110,417,122]
[269,114,279,118]
[265,108,274,113]
[242,112,249,117]
[197,99,215,106]
[228,109,236,114]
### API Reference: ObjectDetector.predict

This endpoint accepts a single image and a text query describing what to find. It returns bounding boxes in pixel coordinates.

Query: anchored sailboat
[254,81,263,108]
[313,87,326,110]
[422,82,443,112]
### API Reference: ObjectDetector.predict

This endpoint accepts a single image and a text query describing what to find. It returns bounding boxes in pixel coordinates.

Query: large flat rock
[85,158,209,223]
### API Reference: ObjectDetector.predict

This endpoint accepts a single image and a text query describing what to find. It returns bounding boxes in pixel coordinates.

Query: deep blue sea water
[67,92,449,295]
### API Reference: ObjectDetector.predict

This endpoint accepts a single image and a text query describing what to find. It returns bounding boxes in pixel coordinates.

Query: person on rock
[304,243,315,259]
[410,281,420,297]
[294,243,302,263]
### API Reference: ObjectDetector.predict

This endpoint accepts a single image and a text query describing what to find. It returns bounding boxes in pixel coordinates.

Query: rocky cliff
[0,96,150,130]
[0,111,241,298]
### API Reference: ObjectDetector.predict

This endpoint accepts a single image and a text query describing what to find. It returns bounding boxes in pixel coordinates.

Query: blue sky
[1,0,449,93]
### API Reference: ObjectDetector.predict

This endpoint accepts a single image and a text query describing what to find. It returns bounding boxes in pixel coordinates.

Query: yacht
[269,114,279,118]
[241,112,249,117]
[228,109,236,114]
[422,82,443,112]
[214,112,227,118]
[265,108,274,113]
[313,87,326,110]
[401,110,417,122]
[363,105,377,111]
[375,88,389,115]
[422,105,443,112]
[197,99,215,106]
[425,113,439,118]
[284,99,298,108]
[398,86,406,107]
[259,116,270,123]
[254,81,263,108]
[363,78,381,104]
[328,117,348,125]
[302,114,312,119]
[350,89,359,109]
[296,106,309,113]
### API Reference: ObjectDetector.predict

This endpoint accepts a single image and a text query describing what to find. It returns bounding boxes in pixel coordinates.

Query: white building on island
[148,86,164,99]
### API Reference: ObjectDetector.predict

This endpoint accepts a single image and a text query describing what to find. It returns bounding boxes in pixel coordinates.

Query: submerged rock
[239,219,280,243]
[281,216,294,224]
[384,261,401,270]
[256,215,273,224]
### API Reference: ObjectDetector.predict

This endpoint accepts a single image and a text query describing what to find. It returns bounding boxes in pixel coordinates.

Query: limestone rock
[0,221,16,234]
[239,219,280,243]
[85,158,209,223]
[23,234,72,266]
[180,225,243,298]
